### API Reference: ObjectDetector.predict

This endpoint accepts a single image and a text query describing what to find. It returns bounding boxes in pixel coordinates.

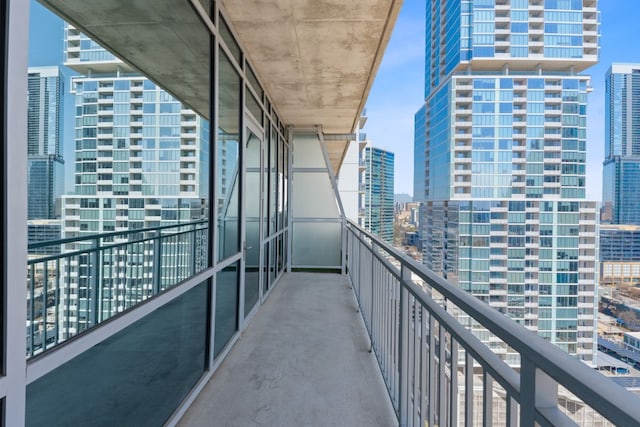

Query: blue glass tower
[362,146,394,243]
[603,64,640,225]
[27,67,65,220]
[415,0,600,363]
[413,105,426,202]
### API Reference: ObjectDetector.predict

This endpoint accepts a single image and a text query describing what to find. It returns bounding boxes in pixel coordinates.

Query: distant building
[413,105,426,203]
[600,65,640,300]
[361,145,394,244]
[603,64,640,225]
[27,66,65,221]
[600,224,640,288]
[27,220,62,256]
[624,331,640,354]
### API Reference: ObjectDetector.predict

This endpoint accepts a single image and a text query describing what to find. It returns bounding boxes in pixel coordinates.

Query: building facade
[413,104,426,202]
[416,0,600,363]
[600,224,640,288]
[603,64,640,225]
[361,145,394,244]
[27,67,64,220]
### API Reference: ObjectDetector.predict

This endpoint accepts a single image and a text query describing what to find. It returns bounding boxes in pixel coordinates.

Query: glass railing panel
[26,280,209,427]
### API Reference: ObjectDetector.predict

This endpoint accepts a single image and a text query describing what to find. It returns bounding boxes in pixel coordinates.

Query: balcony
[21,221,640,425]
[179,272,397,426]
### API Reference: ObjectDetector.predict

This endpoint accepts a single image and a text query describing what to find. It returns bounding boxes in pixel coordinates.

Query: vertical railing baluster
[399,265,410,426]
[370,242,376,352]
[55,258,60,346]
[43,261,49,350]
[520,357,558,427]
[29,263,36,357]
[483,371,493,426]
[450,338,459,427]
[507,394,518,427]
[153,229,162,295]
[191,223,197,275]
[465,351,474,427]
[90,237,101,325]
[420,306,427,427]
[65,254,71,340]
[439,322,447,426]
[428,314,436,427]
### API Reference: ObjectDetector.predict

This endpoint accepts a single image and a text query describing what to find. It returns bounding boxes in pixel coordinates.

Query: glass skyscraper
[361,146,394,243]
[27,67,65,220]
[416,0,599,363]
[603,63,640,225]
[413,105,426,203]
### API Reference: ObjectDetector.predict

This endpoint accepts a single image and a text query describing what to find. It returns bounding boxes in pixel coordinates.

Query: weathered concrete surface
[38,0,402,173]
[179,272,398,427]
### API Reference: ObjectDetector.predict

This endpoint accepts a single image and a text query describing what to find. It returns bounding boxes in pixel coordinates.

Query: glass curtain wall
[23,2,290,425]
[26,1,212,424]
[1,0,6,381]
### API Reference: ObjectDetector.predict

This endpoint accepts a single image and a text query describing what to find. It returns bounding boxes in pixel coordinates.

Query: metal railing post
[341,218,347,275]
[152,229,162,294]
[370,241,376,351]
[520,356,558,427]
[191,223,197,275]
[399,264,410,426]
[90,237,101,325]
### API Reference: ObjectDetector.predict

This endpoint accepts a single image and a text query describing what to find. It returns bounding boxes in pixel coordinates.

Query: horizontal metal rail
[26,220,209,358]
[345,220,640,427]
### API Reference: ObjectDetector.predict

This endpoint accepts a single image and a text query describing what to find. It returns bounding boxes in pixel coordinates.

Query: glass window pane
[244,131,261,317]
[26,281,209,426]
[219,16,241,64]
[246,64,264,101]
[269,127,277,235]
[246,87,262,126]
[278,137,284,230]
[214,262,239,357]
[197,0,214,18]
[217,51,241,261]
[26,1,211,355]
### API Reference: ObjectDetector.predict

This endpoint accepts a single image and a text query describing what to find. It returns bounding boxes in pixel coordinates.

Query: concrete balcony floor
[179,272,397,426]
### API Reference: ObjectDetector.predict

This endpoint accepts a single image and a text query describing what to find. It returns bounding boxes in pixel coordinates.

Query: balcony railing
[26,220,208,358]
[345,220,640,426]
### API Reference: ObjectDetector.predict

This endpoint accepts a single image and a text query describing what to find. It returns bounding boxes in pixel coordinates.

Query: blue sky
[29,0,640,200]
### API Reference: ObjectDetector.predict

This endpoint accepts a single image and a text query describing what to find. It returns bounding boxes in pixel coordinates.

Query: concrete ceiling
[38,0,401,172]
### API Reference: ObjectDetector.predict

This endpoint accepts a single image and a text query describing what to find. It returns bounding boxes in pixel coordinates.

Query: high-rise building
[415,0,600,363]
[27,67,65,220]
[603,63,640,225]
[361,145,394,244]
[61,26,209,335]
[413,104,426,202]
